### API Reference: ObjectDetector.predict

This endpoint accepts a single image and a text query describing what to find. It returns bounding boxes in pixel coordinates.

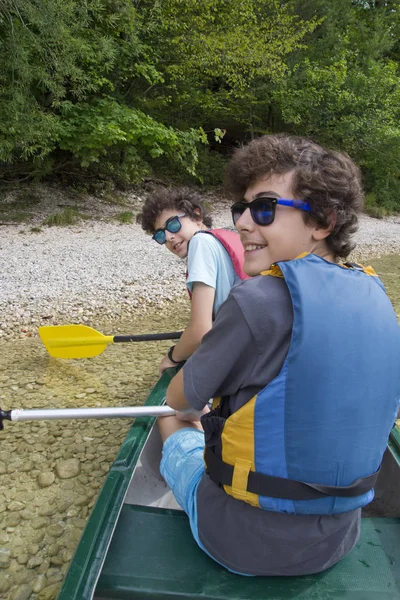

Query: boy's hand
[175,405,210,422]
[159,354,179,375]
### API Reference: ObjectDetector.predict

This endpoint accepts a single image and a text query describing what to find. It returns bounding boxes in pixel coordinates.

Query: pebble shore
[1,194,399,340]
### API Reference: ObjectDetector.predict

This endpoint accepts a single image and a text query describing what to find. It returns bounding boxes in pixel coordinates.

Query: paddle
[39,324,183,359]
[0,405,176,429]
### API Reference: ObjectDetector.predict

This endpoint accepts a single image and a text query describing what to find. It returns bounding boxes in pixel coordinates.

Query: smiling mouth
[174,241,183,251]
[244,244,266,252]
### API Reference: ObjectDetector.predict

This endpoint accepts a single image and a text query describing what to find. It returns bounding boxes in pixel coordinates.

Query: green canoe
[57,370,400,599]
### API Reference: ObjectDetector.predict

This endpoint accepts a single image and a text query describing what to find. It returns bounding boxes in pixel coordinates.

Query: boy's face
[153,209,203,259]
[235,172,329,276]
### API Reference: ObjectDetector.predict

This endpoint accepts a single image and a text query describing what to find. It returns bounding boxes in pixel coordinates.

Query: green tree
[136,0,318,137]
[272,0,400,211]
[0,0,205,183]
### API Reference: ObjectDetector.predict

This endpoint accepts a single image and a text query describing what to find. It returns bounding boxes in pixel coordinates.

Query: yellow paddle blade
[38,325,114,359]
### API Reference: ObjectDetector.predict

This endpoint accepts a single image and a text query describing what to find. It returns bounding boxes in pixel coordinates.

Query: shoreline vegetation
[2,1,400,218]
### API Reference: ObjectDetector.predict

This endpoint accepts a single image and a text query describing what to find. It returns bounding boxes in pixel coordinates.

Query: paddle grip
[0,409,12,430]
[114,332,182,343]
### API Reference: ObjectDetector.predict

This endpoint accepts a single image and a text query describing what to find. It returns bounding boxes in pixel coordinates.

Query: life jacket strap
[204,447,380,501]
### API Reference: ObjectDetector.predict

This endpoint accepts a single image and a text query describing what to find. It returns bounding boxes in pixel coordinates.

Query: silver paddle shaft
[8,405,176,422]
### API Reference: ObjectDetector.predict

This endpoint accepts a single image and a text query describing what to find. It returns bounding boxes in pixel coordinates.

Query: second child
[137,187,248,374]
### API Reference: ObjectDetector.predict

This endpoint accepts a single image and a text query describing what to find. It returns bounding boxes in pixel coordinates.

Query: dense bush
[0,0,399,211]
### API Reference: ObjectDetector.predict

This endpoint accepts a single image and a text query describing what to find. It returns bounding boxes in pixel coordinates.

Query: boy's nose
[235,207,254,232]
[165,229,175,242]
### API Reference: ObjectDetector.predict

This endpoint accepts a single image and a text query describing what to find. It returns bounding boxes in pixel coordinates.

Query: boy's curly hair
[136,187,212,234]
[225,134,364,259]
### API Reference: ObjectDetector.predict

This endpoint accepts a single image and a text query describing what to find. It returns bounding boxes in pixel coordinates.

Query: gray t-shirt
[183,274,360,576]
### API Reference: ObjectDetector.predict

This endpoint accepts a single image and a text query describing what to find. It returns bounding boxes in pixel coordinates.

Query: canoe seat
[95,505,400,600]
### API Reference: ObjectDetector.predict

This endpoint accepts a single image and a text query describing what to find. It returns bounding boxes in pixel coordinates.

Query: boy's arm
[158,281,214,374]
[166,293,255,413]
[166,369,191,411]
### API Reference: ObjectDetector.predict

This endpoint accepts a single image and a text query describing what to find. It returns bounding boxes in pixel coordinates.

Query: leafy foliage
[273,0,400,210]
[0,0,400,211]
[0,0,205,182]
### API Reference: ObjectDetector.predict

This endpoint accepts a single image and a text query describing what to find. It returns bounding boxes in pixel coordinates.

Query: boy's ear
[193,208,202,220]
[312,211,336,241]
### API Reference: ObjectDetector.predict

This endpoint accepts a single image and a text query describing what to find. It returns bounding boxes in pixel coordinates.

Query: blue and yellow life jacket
[202,253,400,515]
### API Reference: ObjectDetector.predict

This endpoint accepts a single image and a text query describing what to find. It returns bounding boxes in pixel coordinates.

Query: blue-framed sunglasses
[152,213,186,245]
[231,197,311,227]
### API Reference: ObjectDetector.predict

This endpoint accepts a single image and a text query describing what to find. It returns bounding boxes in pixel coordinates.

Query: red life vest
[186,229,249,299]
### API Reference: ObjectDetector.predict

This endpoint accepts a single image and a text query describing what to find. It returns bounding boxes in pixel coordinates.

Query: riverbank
[1,188,400,339]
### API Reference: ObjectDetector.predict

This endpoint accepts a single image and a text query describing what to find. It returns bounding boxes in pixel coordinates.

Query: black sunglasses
[231,197,311,227]
[152,213,186,245]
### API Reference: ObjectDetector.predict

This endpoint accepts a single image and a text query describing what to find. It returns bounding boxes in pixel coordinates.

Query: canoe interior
[124,423,182,511]
[57,371,400,600]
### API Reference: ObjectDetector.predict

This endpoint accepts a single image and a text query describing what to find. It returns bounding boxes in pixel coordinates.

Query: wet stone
[31,517,50,530]
[59,480,74,490]
[38,504,57,517]
[30,531,45,544]
[45,567,63,584]
[61,548,73,563]
[56,458,81,479]
[47,523,65,538]
[20,460,34,473]
[47,543,58,557]
[70,517,87,528]
[37,558,50,575]
[37,472,55,488]
[27,544,40,556]
[56,499,73,513]
[0,573,11,593]
[32,574,47,593]
[8,501,25,512]
[5,513,21,527]
[0,548,10,568]
[37,582,61,600]
[9,583,33,600]
[0,532,9,544]
[49,555,64,566]
[27,555,43,569]
[21,563,39,582]
[74,495,90,507]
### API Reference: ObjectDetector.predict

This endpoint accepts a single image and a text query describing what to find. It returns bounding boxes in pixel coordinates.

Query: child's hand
[175,405,210,422]
[159,354,179,375]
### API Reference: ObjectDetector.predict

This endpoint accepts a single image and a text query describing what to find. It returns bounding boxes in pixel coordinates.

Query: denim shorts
[160,427,205,546]
[160,427,250,575]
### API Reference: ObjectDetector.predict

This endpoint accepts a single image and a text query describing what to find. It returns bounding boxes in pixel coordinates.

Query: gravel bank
[0,195,399,339]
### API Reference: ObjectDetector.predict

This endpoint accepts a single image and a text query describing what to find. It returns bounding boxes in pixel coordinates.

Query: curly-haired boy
[159,134,400,576]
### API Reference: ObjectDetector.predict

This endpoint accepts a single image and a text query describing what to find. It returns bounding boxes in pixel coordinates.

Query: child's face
[235,172,331,276]
[153,209,204,258]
